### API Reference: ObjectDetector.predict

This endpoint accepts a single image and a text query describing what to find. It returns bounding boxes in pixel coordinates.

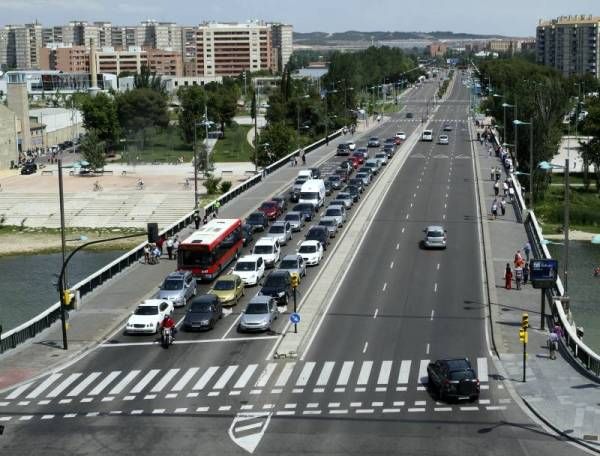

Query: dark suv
[20,163,38,175]
[259,270,292,306]
[336,142,351,156]
[427,358,480,402]
[292,203,316,222]
[246,212,269,232]
[305,226,330,250]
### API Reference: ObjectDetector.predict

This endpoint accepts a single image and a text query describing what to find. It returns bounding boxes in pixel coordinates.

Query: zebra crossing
[1,358,496,406]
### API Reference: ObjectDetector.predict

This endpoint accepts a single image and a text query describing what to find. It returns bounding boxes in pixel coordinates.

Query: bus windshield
[179,249,214,268]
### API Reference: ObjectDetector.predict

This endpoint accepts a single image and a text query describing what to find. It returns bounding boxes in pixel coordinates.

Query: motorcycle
[161,327,173,348]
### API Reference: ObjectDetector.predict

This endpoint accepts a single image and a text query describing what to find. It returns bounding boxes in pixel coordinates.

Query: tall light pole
[323,88,337,145]
[513,119,534,206]
[502,102,514,149]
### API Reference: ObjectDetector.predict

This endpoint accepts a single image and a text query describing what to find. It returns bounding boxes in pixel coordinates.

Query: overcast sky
[2,0,599,36]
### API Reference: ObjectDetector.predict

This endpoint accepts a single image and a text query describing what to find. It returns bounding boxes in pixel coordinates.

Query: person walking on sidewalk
[495,168,501,181]
[515,264,523,290]
[504,263,513,289]
[301,150,306,166]
[523,241,531,262]
[503,181,509,196]
[523,262,530,285]
[548,330,559,360]
[193,210,201,230]
[491,199,498,219]
[500,197,506,216]
[166,237,174,260]
[494,180,500,196]
[490,166,495,180]
[143,243,150,264]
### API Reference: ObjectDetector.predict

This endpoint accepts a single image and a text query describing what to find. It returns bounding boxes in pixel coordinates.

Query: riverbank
[0,226,146,257]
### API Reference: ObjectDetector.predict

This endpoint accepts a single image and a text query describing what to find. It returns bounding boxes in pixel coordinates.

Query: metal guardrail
[0,129,343,354]
[489,129,600,379]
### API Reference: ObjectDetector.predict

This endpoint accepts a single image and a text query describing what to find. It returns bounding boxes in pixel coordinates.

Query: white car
[233,255,266,286]
[126,299,174,334]
[298,240,324,266]
[438,134,449,145]
[374,152,388,166]
[345,141,356,151]
[395,131,407,141]
[252,237,281,268]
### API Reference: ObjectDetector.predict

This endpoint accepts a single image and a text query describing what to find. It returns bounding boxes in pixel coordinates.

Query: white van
[297,169,314,180]
[422,130,433,141]
[252,237,281,268]
[299,179,326,209]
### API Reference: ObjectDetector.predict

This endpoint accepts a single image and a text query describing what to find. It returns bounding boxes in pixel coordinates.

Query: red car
[350,156,361,169]
[352,152,365,165]
[258,201,282,220]
[394,137,403,145]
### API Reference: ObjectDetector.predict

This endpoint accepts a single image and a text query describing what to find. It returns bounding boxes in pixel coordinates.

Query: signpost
[290,275,299,333]
[290,313,300,333]
[530,259,558,330]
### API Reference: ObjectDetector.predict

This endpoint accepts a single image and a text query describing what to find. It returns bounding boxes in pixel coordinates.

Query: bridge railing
[0,129,343,354]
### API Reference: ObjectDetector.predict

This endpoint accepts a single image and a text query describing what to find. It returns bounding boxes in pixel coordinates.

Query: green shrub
[204,174,222,195]
[220,181,232,193]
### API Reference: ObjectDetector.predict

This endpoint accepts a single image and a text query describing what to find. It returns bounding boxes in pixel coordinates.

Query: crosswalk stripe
[477,358,488,382]
[234,364,258,389]
[151,369,180,393]
[398,360,411,384]
[336,361,354,386]
[171,368,199,392]
[377,361,392,385]
[296,362,316,386]
[213,366,238,390]
[357,361,373,385]
[254,363,277,388]
[192,367,219,391]
[26,373,62,399]
[6,382,34,400]
[316,362,335,386]
[47,374,82,398]
[418,360,430,384]
[130,369,160,394]
[109,371,141,395]
[88,371,121,396]
[67,372,102,397]
[275,363,296,387]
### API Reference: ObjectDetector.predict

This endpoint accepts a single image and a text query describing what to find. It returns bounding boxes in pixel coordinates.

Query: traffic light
[290,275,300,289]
[519,328,528,344]
[63,289,74,307]
[521,313,529,330]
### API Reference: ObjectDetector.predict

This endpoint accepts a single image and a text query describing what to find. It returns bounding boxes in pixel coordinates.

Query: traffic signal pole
[293,287,297,334]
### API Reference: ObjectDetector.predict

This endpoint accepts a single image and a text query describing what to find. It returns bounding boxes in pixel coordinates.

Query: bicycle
[183,179,191,190]
[93,181,103,192]
[136,181,145,191]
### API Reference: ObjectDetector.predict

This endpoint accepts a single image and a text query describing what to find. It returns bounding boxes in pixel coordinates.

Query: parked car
[330,198,352,211]
[238,295,279,332]
[259,270,292,306]
[157,271,196,307]
[267,220,293,245]
[277,254,306,284]
[233,255,265,286]
[427,358,480,402]
[336,192,355,208]
[208,274,244,306]
[20,163,38,175]
[258,200,282,221]
[126,299,174,334]
[284,211,305,232]
[298,240,324,266]
[443,124,453,131]
[246,212,269,232]
[183,294,222,331]
[305,225,330,250]
[292,203,316,222]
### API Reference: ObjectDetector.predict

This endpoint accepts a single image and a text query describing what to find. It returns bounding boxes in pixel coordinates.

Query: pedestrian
[523,242,531,262]
[301,150,306,166]
[152,244,161,264]
[500,197,506,216]
[490,166,495,180]
[523,262,529,284]
[495,169,501,181]
[166,237,174,260]
[494,180,500,196]
[156,235,165,255]
[548,330,559,360]
[488,146,493,157]
[491,199,498,219]
[508,186,515,202]
[504,263,513,289]
[193,210,201,229]
[515,265,523,290]
[173,235,179,257]
[294,156,298,166]
[143,243,150,264]
[503,181,509,196]
[514,250,523,268]
[203,214,208,225]
[214,200,221,217]
[553,323,564,338]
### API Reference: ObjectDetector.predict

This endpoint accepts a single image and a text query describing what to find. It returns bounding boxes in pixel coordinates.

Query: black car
[339,160,354,175]
[326,175,343,190]
[293,203,316,222]
[344,185,361,202]
[383,144,395,158]
[245,212,269,232]
[427,358,480,402]
[347,178,364,193]
[406,112,414,118]
[242,224,254,246]
[289,188,301,203]
[183,294,223,331]
[20,163,38,175]
[358,166,374,177]
[336,142,351,156]
[259,270,292,306]
[323,179,333,196]
[305,226,330,250]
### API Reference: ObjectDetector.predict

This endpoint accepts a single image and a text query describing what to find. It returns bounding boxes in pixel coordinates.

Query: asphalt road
[0,74,584,456]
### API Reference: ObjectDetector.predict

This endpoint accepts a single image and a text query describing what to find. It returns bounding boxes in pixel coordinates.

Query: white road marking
[241,405,254,410]
[152,409,165,414]
[377,361,392,386]
[101,397,114,402]
[208,391,220,397]
[408,408,425,412]
[26,373,62,399]
[219,405,232,411]
[410,203,413,208]
[316,362,335,386]
[303,410,322,415]
[47,373,82,398]
[228,412,273,454]
[398,360,411,385]
[435,407,452,412]
[460,406,479,411]
[401,228,405,233]
[100,335,279,348]
[396,243,400,249]
[255,363,277,388]
[336,362,354,386]
[486,406,507,411]
[444,203,447,209]
[373,308,378,319]
[405,214,410,220]
[330,409,348,414]
[88,371,121,396]
[292,388,303,393]
[213,365,239,390]
[437,263,440,270]
[426,343,430,355]
[37,400,50,405]
[171,367,199,392]
[276,411,295,416]
[478,399,491,405]
[390,261,394,269]
[274,362,296,387]
[143,394,157,400]
[306,402,319,408]
[383,408,401,413]
[109,370,141,395]
[362,342,369,354]
[371,401,384,407]
[124,396,135,401]
[151,368,180,393]
[295,362,316,386]
[393,401,405,407]
[430,309,435,320]
[356,409,374,414]
[434,283,438,293]
[6,382,34,400]
[269,388,281,394]
[418,359,430,385]
[442,214,446,220]
[86,412,99,417]
[328,402,340,408]
[382,282,387,291]
[192,366,219,391]
[313,387,324,393]
[131,410,143,415]
[234,364,259,389]
[196,406,210,412]
[165,393,177,399]
[130,369,160,394]
[477,357,489,382]
[174,408,188,413]
[357,361,373,385]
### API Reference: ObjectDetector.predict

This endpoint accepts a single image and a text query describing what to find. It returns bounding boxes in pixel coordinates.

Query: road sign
[530,259,558,289]
[290,313,300,324]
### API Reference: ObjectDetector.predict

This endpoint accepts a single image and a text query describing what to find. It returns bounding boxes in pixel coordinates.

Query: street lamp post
[514,119,534,206]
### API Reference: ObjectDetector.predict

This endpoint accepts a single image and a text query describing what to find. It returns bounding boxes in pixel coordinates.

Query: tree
[134,64,167,96]
[255,122,295,166]
[178,85,208,144]
[80,92,120,147]
[116,88,169,149]
[205,80,239,138]
[80,130,106,171]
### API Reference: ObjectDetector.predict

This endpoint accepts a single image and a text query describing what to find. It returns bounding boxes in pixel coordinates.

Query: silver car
[423,225,447,249]
[356,172,371,186]
[268,221,292,245]
[324,205,346,227]
[374,152,388,166]
[364,159,381,174]
[278,254,307,281]
[330,198,352,210]
[238,295,279,332]
[157,271,196,307]
[336,193,355,208]
[284,211,305,232]
[318,216,339,237]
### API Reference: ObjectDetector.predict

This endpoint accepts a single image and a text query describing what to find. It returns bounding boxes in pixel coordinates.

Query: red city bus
[177,218,243,280]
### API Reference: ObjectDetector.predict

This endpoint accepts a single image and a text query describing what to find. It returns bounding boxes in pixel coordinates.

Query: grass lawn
[535,186,600,233]
[115,127,194,164]
[211,123,254,162]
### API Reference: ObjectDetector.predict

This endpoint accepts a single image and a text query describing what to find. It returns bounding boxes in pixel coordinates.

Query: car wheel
[155,323,160,334]
[210,320,215,330]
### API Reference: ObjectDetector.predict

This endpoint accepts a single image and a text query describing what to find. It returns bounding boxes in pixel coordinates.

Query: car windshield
[264,275,286,287]
[369,137,378,141]
[307,229,323,238]
[254,245,273,254]
[328,176,340,182]
[235,261,255,272]
[295,205,311,212]
[357,173,367,178]
[260,202,276,210]
[285,214,300,221]
[376,153,386,158]
[449,370,475,381]
[247,214,263,222]
[269,225,284,233]
[280,259,298,269]
[326,209,341,216]
[299,245,316,253]
[190,302,212,313]
[135,306,158,315]
[162,279,183,291]
[319,220,335,227]
[294,179,307,185]
[245,303,269,314]
[338,194,351,199]
[427,230,444,237]
[214,280,235,291]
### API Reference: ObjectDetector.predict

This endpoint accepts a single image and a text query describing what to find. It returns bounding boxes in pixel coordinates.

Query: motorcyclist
[161,314,176,340]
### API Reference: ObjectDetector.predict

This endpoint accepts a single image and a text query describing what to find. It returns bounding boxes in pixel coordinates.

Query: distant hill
[294,30,508,44]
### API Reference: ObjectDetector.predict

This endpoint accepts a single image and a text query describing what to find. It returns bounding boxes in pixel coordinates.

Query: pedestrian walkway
[473,125,600,447]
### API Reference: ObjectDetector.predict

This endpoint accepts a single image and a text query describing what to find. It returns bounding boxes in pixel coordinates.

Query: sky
[1,0,600,37]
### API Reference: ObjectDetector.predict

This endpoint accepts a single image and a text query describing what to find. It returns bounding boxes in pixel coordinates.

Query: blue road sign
[290,313,300,324]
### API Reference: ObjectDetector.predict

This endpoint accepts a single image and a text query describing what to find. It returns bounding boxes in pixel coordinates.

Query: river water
[0,250,124,332]
[548,241,600,353]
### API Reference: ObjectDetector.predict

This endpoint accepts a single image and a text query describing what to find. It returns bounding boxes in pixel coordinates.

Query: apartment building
[40,44,90,72]
[1,23,44,69]
[271,23,293,72]
[426,42,448,57]
[537,15,600,78]
[95,46,182,76]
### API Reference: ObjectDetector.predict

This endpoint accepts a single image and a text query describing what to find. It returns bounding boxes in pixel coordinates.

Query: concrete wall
[0,105,18,169]
[6,82,31,152]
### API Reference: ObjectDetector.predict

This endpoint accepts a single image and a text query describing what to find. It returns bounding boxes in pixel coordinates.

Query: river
[548,241,600,353]
[0,250,125,332]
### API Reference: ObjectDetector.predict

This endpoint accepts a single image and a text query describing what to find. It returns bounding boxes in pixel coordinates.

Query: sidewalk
[0,116,383,393]
[473,126,600,447]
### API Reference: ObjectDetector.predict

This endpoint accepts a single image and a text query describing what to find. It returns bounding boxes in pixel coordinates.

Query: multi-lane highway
[0,74,585,455]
